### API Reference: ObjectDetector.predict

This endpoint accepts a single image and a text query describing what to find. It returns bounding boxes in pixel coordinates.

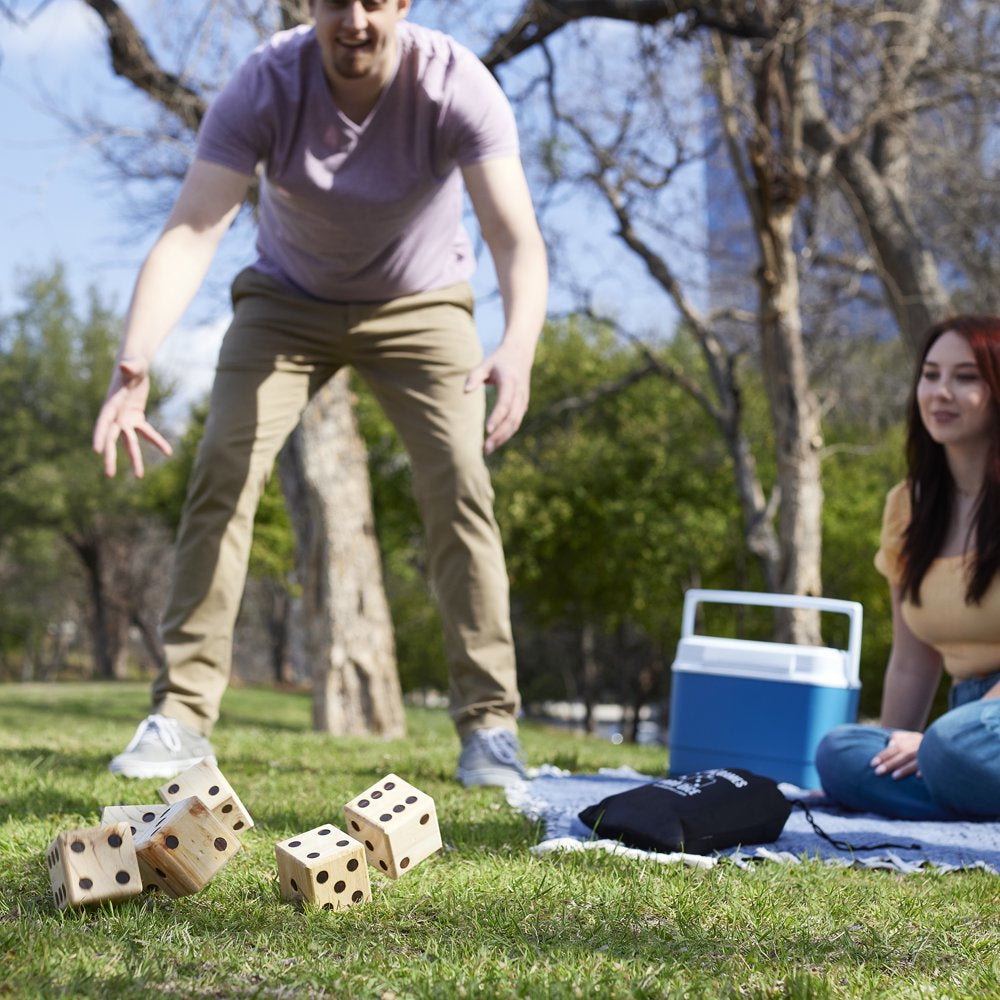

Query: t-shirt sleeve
[441,48,520,166]
[873,481,910,584]
[195,52,274,175]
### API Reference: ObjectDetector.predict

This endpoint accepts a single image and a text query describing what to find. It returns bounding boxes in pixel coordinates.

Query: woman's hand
[871,730,923,779]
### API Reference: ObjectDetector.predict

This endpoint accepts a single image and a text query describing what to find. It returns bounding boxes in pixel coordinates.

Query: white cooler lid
[672,635,859,688]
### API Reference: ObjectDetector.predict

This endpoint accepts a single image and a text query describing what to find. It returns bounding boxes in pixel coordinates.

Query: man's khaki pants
[153,269,520,740]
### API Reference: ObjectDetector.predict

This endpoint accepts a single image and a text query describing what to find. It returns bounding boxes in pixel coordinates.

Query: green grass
[1,683,997,999]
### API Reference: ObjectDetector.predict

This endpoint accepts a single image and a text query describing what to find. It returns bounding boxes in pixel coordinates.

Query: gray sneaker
[109,714,217,779]
[455,727,527,788]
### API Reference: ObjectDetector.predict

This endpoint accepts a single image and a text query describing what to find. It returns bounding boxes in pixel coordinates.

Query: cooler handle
[680,589,863,687]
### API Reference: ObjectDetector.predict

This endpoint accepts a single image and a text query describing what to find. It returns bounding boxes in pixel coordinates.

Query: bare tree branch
[0,0,56,26]
[524,357,659,429]
[482,0,775,70]
[81,0,207,132]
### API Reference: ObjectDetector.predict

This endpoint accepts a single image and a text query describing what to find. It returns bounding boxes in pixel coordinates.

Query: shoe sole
[456,767,526,789]
[109,753,217,780]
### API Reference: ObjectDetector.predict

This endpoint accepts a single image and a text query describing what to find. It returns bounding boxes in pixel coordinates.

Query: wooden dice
[343,774,442,879]
[134,796,242,898]
[275,825,371,910]
[158,760,254,835]
[46,823,143,910]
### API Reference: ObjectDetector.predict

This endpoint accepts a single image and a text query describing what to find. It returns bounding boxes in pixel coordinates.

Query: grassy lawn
[1,682,997,999]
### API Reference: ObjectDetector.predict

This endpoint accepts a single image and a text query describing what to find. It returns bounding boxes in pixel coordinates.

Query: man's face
[310,0,411,86]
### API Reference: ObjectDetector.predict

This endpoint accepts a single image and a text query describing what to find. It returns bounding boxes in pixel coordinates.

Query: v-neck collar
[311,28,403,134]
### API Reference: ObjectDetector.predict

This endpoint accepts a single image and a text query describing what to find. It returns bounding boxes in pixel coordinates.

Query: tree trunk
[580,621,600,735]
[748,22,824,644]
[68,534,130,679]
[711,22,823,642]
[756,205,824,642]
[263,579,292,685]
[278,372,406,738]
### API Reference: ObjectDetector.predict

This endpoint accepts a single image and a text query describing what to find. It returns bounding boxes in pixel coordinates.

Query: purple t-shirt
[196,21,520,302]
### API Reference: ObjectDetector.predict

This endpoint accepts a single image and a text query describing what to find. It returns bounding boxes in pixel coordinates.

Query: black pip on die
[343,774,442,879]
[274,825,371,910]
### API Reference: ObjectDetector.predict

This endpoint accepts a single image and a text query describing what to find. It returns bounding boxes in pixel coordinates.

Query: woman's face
[917,330,994,451]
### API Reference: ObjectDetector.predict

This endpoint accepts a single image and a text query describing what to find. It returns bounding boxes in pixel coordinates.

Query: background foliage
[0,266,917,721]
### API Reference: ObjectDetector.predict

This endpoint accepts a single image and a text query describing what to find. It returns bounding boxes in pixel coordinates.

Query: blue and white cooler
[667,589,863,790]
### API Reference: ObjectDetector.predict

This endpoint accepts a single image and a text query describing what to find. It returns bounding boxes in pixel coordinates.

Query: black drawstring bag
[578,768,792,855]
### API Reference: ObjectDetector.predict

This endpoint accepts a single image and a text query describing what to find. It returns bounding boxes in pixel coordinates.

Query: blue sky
[2,3,140,302]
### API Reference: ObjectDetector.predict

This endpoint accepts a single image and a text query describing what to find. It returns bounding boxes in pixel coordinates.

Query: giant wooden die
[46,822,143,910]
[343,774,442,879]
[274,824,371,909]
[134,795,242,897]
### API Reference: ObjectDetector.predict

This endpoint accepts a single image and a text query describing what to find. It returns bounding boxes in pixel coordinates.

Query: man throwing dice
[92,0,548,788]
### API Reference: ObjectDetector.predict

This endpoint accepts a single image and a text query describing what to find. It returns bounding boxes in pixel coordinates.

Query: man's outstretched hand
[92,356,173,478]
[464,343,533,456]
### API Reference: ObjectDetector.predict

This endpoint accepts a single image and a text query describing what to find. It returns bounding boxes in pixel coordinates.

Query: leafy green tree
[354,313,917,735]
[492,318,756,724]
[0,526,77,680]
[355,315,761,729]
[821,431,902,720]
[0,266,173,678]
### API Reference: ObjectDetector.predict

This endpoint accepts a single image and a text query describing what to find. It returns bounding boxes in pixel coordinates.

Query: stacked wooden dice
[46,760,250,910]
[274,773,442,911]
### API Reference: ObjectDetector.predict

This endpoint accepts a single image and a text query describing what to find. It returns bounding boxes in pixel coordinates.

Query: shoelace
[480,728,524,768]
[122,714,183,754]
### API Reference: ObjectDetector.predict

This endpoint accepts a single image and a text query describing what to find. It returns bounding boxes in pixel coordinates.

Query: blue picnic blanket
[507,767,1000,874]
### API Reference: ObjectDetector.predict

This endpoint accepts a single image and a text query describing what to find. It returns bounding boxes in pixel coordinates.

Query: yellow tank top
[875,482,1000,680]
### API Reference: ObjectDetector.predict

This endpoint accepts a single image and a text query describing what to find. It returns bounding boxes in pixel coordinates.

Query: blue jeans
[815,670,1000,820]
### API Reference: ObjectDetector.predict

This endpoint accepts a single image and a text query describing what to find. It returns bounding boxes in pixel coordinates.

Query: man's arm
[93,159,253,478]
[461,156,548,455]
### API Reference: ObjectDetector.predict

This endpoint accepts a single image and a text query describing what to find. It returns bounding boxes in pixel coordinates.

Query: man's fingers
[97,410,171,478]
[468,355,531,454]
[93,404,119,455]
[137,420,174,458]
[465,355,495,393]
[102,428,120,478]
[485,395,511,436]
[127,424,154,479]
[119,425,145,479]
[93,417,107,455]
[485,394,527,454]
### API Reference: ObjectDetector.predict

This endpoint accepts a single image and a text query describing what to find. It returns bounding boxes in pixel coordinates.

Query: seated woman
[816,315,1000,820]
